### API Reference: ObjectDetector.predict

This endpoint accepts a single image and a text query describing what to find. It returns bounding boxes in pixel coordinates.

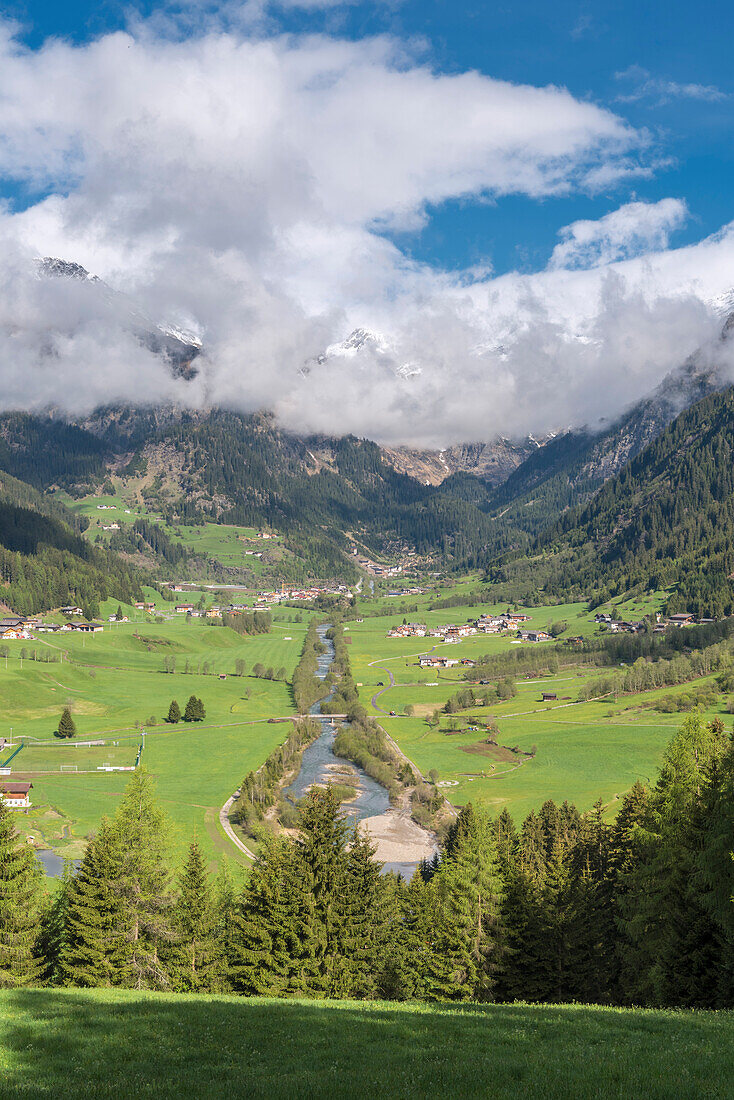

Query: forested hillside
[491,385,734,616]
[0,470,141,615]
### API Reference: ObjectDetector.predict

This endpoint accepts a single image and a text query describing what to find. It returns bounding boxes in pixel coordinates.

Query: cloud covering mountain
[1,15,734,445]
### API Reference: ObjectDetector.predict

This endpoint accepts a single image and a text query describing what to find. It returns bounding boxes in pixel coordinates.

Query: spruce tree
[697,734,734,1007]
[110,769,174,990]
[620,713,727,1006]
[37,859,74,986]
[341,827,390,999]
[57,707,77,739]
[59,819,127,988]
[0,800,44,987]
[183,695,202,722]
[294,786,350,995]
[231,835,299,996]
[432,804,506,1001]
[196,697,206,721]
[167,699,181,724]
[170,839,217,992]
[209,859,239,993]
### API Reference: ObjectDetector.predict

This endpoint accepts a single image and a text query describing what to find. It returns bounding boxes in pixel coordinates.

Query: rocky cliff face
[381,437,545,486]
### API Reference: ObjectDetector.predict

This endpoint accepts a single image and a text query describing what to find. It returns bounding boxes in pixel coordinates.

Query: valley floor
[0,988,731,1099]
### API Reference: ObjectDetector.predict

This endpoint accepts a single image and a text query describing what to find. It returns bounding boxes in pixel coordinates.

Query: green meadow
[346,595,727,820]
[0,608,312,866]
[1,988,731,1099]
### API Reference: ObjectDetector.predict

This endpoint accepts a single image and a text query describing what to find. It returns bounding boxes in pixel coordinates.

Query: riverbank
[360,809,436,864]
[282,624,437,876]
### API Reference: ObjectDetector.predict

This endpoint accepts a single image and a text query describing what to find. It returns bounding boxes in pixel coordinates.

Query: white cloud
[0,18,732,445]
[549,198,688,269]
[615,65,727,105]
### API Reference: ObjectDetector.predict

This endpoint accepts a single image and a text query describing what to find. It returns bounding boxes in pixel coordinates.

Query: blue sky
[0,1,732,444]
[5,0,732,276]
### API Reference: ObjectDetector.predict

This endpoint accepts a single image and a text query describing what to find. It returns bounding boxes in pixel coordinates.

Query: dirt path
[219,791,256,862]
[370,666,396,712]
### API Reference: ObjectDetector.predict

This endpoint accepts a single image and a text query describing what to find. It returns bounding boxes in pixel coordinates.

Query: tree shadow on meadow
[1,990,730,1100]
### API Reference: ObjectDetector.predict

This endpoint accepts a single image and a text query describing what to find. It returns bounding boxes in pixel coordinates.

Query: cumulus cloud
[549,198,688,269]
[0,17,732,446]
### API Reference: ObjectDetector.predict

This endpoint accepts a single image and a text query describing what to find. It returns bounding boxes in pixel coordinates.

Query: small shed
[541,692,558,702]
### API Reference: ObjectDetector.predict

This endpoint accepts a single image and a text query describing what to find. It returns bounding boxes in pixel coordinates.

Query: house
[69,621,104,633]
[206,608,222,618]
[668,613,695,627]
[0,781,32,811]
[59,606,84,616]
[36,623,62,633]
[0,619,28,640]
[175,604,195,613]
[418,655,459,669]
[519,630,551,643]
[461,658,477,667]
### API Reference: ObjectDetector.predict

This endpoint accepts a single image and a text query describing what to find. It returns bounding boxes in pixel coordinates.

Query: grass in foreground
[0,988,731,1099]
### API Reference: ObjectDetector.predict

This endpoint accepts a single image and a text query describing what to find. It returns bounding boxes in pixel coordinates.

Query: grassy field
[345,596,728,820]
[57,488,282,574]
[0,988,731,1099]
[0,608,313,867]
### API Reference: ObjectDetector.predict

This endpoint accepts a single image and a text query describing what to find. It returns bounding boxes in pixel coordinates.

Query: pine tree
[0,800,44,987]
[59,819,127,988]
[231,835,299,996]
[294,786,350,995]
[209,859,239,993]
[432,804,506,1000]
[56,707,76,739]
[37,859,74,986]
[167,699,181,724]
[697,733,734,1007]
[620,713,727,1006]
[184,695,204,722]
[110,769,174,990]
[170,839,217,992]
[340,826,391,999]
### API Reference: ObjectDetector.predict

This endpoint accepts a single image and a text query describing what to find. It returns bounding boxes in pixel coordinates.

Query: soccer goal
[60,764,78,773]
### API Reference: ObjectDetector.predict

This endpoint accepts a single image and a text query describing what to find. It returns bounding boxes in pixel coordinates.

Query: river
[284,624,430,878]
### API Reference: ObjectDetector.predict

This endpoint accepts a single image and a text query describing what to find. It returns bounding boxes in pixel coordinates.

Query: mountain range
[2,262,734,615]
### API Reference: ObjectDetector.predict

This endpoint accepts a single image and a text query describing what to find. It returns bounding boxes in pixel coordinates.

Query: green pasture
[345,588,731,821]
[2,988,732,1100]
[166,523,274,571]
[1,616,309,866]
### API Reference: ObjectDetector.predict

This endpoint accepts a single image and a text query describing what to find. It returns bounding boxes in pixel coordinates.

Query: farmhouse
[0,617,29,640]
[69,621,104,633]
[519,630,551,643]
[668,613,695,626]
[175,604,195,613]
[418,655,459,669]
[0,781,32,811]
[59,606,84,616]
[134,601,155,612]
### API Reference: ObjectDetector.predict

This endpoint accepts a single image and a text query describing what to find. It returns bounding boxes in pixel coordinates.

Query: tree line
[2,712,733,1007]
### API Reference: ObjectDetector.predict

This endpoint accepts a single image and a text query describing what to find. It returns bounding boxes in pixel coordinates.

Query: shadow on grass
[1,989,732,1100]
